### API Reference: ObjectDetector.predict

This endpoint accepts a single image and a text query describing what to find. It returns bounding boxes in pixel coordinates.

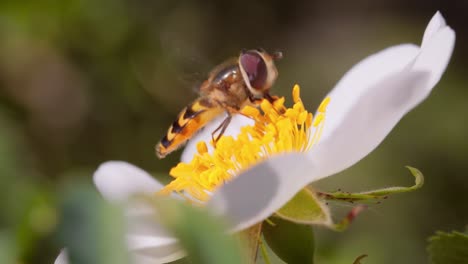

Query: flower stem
[242,222,263,263]
[260,236,272,264]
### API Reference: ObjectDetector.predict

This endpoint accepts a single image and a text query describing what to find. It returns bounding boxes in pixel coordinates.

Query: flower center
[159,85,329,202]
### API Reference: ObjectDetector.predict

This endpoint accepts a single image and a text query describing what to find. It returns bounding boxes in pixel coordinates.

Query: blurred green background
[0,0,466,263]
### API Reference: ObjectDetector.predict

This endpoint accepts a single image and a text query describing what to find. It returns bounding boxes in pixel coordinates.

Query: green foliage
[263,217,315,264]
[150,197,246,264]
[319,166,424,202]
[16,190,57,259]
[0,231,16,264]
[352,254,368,264]
[274,166,425,234]
[56,183,129,264]
[275,188,365,232]
[0,111,58,262]
[276,188,331,226]
[427,230,468,264]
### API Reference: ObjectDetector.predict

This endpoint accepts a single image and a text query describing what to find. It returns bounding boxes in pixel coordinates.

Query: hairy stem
[242,222,263,263]
[260,236,272,264]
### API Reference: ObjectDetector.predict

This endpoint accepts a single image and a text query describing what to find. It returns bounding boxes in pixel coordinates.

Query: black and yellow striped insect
[156,49,282,159]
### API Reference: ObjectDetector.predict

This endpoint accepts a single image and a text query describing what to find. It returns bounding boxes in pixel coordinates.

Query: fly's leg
[249,93,285,114]
[249,93,280,106]
[211,112,232,146]
[264,93,279,104]
[249,95,263,106]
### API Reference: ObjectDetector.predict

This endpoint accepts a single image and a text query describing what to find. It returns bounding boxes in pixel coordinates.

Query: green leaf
[0,231,16,264]
[427,231,468,264]
[276,188,331,226]
[275,188,366,231]
[352,254,368,264]
[318,166,424,202]
[16,189,57,260]
[56,183,129,264]
[263,217,315,264]
[150,197,246,264]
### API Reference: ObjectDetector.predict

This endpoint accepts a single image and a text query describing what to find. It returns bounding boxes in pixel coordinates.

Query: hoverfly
[156,49,282,159]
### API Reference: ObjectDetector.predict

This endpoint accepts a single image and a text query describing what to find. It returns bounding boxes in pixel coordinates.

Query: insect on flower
[156,49,283,158]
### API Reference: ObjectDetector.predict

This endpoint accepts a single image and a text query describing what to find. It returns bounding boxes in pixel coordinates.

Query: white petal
[93,161,165,202]
[421,11,446,49]
[93,162,185,263]
[319,44,419,143]
[125,204,174,240]
[133,252,185,264]
[124,201,183,263]
[53,244,184,264]
[54,250,68,264]
[208,153,314,231]
[128,235,184,264]
[181,114,253,163]
[128,235,178,250]
[310,12,454,178]
[411,23,455,91]
[310,71,429,178]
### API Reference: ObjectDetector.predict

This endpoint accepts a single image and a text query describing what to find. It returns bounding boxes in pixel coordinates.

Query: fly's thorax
[209,82,250,109]
[212,64,240,85]
[203,59,251,109]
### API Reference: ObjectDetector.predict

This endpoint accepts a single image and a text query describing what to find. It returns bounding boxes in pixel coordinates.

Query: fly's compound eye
[239,51,267,92]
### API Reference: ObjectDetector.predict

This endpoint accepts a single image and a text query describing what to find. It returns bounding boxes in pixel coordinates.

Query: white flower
[56,12,454,264]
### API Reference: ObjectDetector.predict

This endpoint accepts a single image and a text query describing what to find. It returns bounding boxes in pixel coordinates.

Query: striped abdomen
[156,98,223,159]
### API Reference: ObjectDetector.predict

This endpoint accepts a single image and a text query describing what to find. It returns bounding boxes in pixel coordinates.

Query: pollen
[159,85,330,202]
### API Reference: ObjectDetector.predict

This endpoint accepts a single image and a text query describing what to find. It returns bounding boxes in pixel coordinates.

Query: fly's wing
[199,57,238,96]
[156,97,224,158]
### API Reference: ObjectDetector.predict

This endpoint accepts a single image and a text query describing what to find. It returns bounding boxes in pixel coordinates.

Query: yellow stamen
[159,85,330,202]
[318,97,330,113]
[196,141,208,154]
